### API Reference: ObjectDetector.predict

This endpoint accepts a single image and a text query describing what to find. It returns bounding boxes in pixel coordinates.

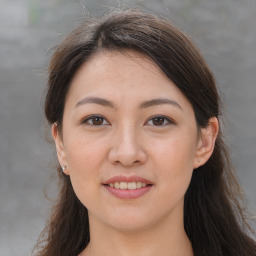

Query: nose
[108,125,147,167]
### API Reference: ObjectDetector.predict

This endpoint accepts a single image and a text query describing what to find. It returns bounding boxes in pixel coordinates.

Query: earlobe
[51,123,70,175]
[193,117,219,169]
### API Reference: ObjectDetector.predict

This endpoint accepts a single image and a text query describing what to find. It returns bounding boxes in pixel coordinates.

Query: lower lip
[104,185,153,199]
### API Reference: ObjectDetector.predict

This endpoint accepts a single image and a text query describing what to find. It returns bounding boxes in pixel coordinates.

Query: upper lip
[103,175,153,185]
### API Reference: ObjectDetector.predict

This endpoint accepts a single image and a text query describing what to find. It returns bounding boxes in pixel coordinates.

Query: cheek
[64,134,107,203]
[151,132,197,190]
[65,133,106,169]
[154,132,196,168]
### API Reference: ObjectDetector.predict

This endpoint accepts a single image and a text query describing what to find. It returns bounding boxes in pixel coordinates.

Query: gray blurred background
[0,0,255,255]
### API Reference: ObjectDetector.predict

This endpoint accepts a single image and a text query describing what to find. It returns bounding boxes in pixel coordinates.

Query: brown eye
[82,115,109,126]
[147,115,173,126]
[152,117,165,126]
[91,116,104,125]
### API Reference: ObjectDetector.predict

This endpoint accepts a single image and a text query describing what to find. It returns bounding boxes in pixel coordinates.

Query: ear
[193,117,219,169]
[51,123,70,175]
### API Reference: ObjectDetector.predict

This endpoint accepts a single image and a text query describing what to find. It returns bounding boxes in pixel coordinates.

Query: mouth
[105,181,151,190]
[103,175,153,199]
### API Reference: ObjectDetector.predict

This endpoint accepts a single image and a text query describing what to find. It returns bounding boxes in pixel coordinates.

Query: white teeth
[120,182,128,189]
[114,182,120,189]
[128,182,136,190]
[136,181,142,188]
[109,181,148,190]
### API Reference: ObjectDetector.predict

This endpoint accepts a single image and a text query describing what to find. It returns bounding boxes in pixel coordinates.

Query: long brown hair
[34,9,256,256]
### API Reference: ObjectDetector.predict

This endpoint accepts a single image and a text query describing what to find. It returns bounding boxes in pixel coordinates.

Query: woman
[34,9,256,256]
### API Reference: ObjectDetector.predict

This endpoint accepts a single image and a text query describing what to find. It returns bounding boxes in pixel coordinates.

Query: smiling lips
[103,175,153,199]
[109,181,147,189]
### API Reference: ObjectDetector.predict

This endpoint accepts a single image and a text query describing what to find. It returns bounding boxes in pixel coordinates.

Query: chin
[103,210,158,233]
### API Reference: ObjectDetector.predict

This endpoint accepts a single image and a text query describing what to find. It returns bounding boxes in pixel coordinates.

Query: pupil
[153,117,164,126]
[93,117,103,125]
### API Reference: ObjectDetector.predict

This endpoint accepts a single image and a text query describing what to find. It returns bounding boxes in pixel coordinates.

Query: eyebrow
[139,98,183,110]
[75,96,183,111]
[75,97,115,108]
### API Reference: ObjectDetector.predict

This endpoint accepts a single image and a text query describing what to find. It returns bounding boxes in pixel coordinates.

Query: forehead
[66,50,192,112]
[71,50,167,87]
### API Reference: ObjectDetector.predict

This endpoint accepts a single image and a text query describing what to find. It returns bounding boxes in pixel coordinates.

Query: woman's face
[54,50,211,232]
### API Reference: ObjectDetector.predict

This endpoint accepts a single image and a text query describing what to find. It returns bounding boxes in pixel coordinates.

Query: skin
[52,50,218,256]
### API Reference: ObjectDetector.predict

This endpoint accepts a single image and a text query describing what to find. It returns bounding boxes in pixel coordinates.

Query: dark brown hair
[34,9,256,256]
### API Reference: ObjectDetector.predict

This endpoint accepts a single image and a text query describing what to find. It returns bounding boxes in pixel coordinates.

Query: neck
[80,209,193,256]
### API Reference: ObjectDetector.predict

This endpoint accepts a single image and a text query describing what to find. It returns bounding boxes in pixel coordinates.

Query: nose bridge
[108,120,146,166]
[119,122,138,151]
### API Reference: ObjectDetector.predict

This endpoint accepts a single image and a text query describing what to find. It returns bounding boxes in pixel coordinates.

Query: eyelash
[81,115,174,127]
[82,115,110,126]
[147,115,174,126]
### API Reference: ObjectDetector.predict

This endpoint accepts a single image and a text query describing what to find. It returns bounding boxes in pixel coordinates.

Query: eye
[82,115,110,126]
[146,115,174,126]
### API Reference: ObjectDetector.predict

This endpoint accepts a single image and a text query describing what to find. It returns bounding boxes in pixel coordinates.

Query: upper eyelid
[82,114,110,125]
[81,114,174,125]
[145,115,174,125]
